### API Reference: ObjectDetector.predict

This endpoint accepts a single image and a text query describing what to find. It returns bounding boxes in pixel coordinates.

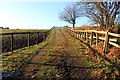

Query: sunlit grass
[2,41,48,74]
[1,29,48,34]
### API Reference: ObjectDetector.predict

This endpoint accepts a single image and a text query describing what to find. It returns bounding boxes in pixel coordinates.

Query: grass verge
[2,40,48,79]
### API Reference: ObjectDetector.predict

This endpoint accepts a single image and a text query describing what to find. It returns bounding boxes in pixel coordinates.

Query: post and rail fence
[66,28,120,54]
[1,31,49,53]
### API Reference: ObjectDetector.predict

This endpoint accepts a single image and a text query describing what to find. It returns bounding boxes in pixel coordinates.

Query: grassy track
[23,29,92,79]
[2,29,120,79]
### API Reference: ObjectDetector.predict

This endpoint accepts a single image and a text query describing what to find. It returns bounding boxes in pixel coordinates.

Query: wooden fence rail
[1,32,47,52]
[66,28,120,54]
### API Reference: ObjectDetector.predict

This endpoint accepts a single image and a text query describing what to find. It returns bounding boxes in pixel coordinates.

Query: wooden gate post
[103,31,109,53]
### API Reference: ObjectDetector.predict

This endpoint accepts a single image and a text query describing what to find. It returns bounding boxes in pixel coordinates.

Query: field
[1,29,48,33]
[1,28,120,79]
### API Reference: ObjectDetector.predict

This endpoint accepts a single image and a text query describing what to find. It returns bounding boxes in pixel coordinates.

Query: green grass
[2,41,48,75]
[35,52,63,79]
[1,29,48,34]
[2,29,120,79]
[2,29,50,79]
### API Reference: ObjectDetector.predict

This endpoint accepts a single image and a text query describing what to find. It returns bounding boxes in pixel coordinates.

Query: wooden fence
[66,28,120,53]
[1,31,48,52]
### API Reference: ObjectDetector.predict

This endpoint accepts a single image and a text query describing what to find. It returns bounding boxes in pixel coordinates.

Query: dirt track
[23,29,92,79]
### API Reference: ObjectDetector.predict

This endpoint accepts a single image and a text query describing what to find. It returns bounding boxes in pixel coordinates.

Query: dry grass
[73,26,119,33]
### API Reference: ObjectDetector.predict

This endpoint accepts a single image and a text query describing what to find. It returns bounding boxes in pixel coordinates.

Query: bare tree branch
[59,3,81,28]
[78,1,120,30]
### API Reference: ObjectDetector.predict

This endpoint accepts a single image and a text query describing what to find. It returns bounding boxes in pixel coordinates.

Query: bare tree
[59,3,81,28]
[78,1,120,30]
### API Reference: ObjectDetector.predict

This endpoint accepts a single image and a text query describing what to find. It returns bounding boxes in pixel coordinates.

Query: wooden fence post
[75,31,77,38]
[37,32,39,44]
[67,28,68,33]
[70,29,71,35]
[77,32,79,38]
[74,30,75,37]
[80,32,82,39]
[28,33,30,47]
[76,32,78,38]
[43,32,45,40]
[84,32,86,41]
[72,30,74,36]
[73,30,74,35]
[74,31,76,37]
[90,32,93,46]
[78,32,80,39]
[103,31,109,53]
[11,33,13,52]
[96,33,99,46]
[82,32,84,40]
[81,32,83,40]
[73,30,74,36]
[76,32,77,38]
[86,32,89,43]
[80,32,82,40]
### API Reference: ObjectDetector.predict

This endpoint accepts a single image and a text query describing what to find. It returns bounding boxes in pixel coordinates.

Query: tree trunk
[73,20,75,28]
[100,14,105,30]
[73,23,75,28]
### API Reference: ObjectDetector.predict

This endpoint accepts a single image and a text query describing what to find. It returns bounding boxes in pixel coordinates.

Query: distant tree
[0,27,3,29]
[77,1,120,30]
[64,25,69,27]
[4,27,9,29]
[59,3,81,28]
